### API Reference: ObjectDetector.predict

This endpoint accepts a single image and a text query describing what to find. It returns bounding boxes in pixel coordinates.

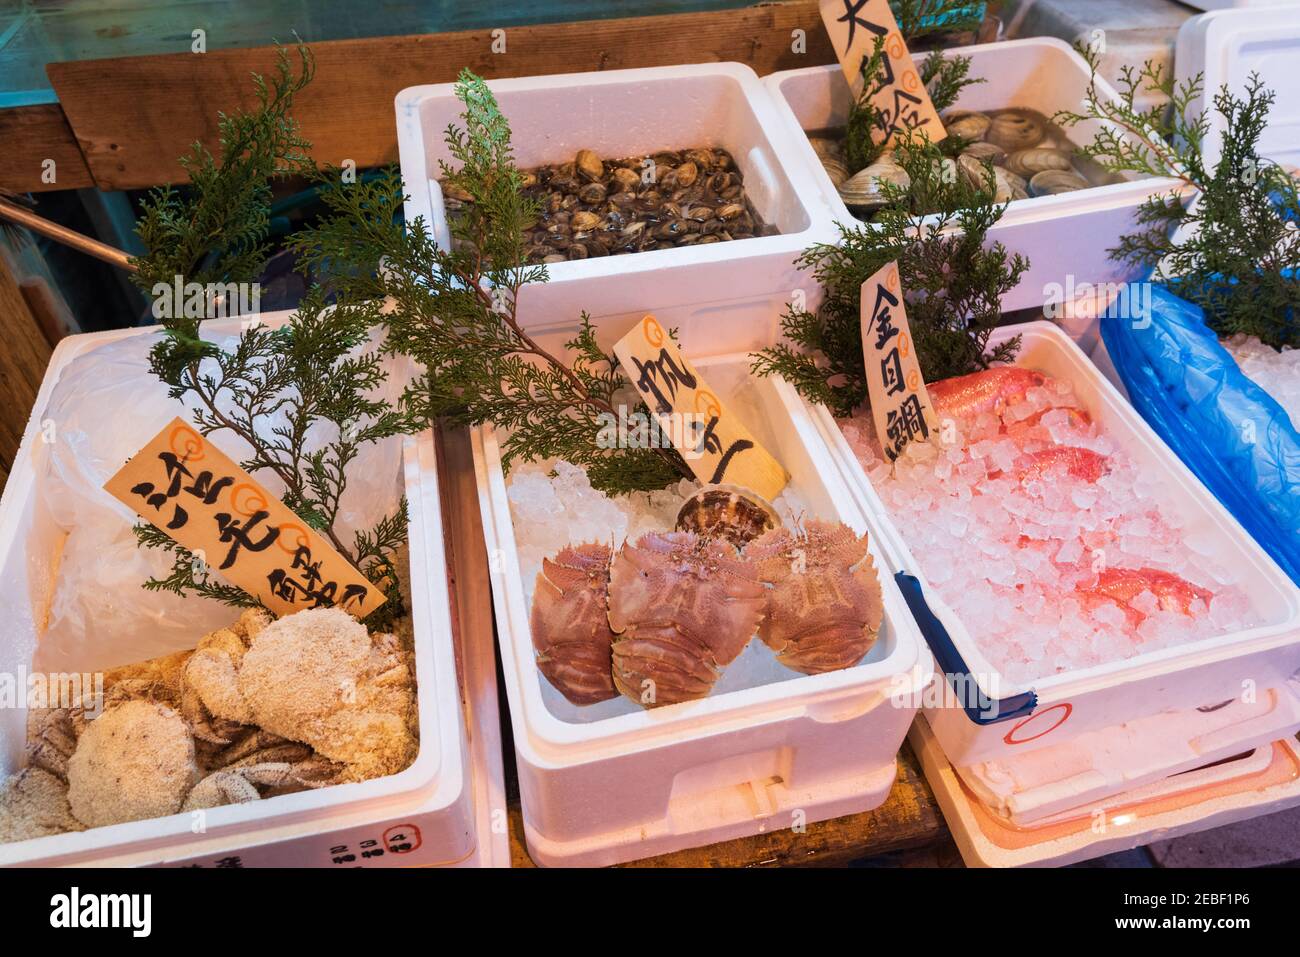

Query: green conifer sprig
[129,44,413,625]
[1055,49,1300,348]
[752,135,1026,416]
[290,70,692,496]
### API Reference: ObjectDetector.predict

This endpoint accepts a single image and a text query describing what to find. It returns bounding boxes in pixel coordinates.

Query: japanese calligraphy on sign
[104,418,385,618]
[818,0,946,147]
[612,315,788,501]
[860,262,938,461]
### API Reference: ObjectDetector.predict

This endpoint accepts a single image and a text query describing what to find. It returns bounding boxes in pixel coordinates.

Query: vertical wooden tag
[860,262,938,461]
[818,0,946,146]
[613,315,789,501]
[104,418,386,618]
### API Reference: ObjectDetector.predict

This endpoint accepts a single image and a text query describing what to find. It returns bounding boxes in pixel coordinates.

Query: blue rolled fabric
[1100,284,1300,583]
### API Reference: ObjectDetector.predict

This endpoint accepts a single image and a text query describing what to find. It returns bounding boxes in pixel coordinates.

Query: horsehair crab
[529,543,619,706]
[26,684,344,830]
[747,519,885,674]
[183,607,418,782]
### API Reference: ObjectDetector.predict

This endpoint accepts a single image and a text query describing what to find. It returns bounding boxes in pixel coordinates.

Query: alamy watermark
[1043,276,1152,327]
[595,406,714,460]
[0,670,104,715]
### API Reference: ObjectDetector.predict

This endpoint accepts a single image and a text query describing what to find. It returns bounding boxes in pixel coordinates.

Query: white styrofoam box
[396,63,841,339]
[955,682,1300,826]
[473,349,933,867]
[912,715,1300,867]
[798,321,1300,768]
[1176,5,1300,169]
[762,38,1186,313]
[0,315,507,868]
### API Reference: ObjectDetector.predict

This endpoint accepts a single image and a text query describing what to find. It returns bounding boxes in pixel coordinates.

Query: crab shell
[747,520,885,675]
[675,484,781,549]
[607,531,767,707]
[529,542,619,706]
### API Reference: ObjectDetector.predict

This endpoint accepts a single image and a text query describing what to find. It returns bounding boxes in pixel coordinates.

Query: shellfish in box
[529,543,619,706]
[608,531,767,707]
[749,520,884,675]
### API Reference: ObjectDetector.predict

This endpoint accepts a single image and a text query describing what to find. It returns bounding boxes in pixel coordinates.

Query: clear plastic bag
[31,328,408,671]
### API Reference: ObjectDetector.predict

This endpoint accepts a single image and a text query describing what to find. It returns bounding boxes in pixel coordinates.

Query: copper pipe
[0,197,138,273]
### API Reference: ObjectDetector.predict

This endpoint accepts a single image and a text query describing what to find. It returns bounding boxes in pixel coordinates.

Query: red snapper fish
[1078,566,1214,626]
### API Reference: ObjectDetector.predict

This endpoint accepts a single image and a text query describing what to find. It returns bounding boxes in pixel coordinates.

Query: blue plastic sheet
[1100,285,1300,583]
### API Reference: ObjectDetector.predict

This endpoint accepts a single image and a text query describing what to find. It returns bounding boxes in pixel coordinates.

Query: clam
[961,141,1006,165]
[716,203,745,221]
[685,148,715,170]
[838,160,910,212]
[986,110,1046,151]
[1028,169,1090,196]
[669,161,699,189]
[575,149,604,182]
[578,182,608,204]
[944,111,991,143]
[1004,147,1074,179]
[956,153,995,193]
[821,156,850,188]
[611,167,641,192]
[570,210,602,232]
[993,167,1029,203]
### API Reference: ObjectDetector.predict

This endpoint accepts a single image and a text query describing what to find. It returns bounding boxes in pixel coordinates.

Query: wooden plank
[0,104,94,193]
[0,254,53,476]
[507,743,949,867]
[46,1,835,191]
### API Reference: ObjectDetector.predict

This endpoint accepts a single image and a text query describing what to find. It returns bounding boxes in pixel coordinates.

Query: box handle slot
[894,571,1037,725]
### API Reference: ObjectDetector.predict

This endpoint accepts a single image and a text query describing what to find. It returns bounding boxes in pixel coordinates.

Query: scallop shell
[986,110,1046,151]
[837,160,910,212]
[1029,168,1090,196]
[944,111,991,143]
[1004,147,1074,179]
[675,484,781,549]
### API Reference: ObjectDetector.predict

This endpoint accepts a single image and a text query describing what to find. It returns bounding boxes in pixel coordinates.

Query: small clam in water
[444,146,775,262]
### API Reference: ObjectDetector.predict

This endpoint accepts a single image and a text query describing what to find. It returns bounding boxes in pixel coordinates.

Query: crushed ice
[840,369,1258,685]
[1225,334,1300,431]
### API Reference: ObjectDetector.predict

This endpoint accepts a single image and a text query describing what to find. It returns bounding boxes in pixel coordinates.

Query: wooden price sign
[104,418,386,619]
[613,315,788,501]
[818,0,946,147]
[860,262,938,461]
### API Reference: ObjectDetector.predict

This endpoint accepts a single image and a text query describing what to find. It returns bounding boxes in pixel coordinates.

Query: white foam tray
[912,715,1300,868]
[0,315,508,868]
[473,347,933,867]
[396,63,841,339]
[798,320,1300,769]
[762,37,1186,314]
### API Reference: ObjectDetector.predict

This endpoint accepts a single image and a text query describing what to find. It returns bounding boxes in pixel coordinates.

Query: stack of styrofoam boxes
[792,320,1300,865]
[763,37,1186,319]
[0,315,508,868]
[398,64,935,867]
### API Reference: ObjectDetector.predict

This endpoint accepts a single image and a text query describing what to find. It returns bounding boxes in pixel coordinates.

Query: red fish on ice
[930,367,1047,423]
[1015,446,1110,484]
[1078,566,1214,626]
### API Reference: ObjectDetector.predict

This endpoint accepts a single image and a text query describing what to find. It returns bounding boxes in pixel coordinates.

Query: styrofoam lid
[1180,5,1300,169]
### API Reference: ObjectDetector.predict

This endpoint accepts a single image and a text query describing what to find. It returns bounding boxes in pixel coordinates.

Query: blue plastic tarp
[1100,285,1300,583]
